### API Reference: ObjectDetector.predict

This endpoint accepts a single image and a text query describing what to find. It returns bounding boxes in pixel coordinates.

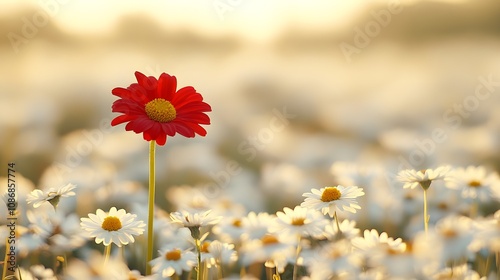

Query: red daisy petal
[111,115,135,126]
[157,73,177,101]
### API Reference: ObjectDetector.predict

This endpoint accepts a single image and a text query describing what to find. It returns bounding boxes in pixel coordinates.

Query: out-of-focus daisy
[397,166,450,190]
[301,185,365,217]
[330,161,382,190]
[352,230,420,277]
[166,185,211,213]
[150,247,197,278]
[29,210,87,254]
[212,215,246,244]
[200,240,238,266]
[157,220,194,252]
[65,250,135,280]
[26,183,76,209]
[239,233,293,271]
[352,229,406,258]
[446,165,500,203]
[271,206,327,238]
[240,212,275,241]
[306,239,362,280]
[322,219,360,241]
[80,207,146,247]
[432,215,475,263]
[431,263,483,280]
[29,265,57,280]
[414,215,475,273]
[471,209,500,253]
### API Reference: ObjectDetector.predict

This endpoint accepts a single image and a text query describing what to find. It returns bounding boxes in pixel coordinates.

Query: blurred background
[1,0,500,215]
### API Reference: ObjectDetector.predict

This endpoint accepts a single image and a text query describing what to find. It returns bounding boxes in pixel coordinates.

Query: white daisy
[170,210,222,228]
[322,219,360,241]
[170,209,222,239]
[471,209,500,252]
[240,212,275,241]
[301,185,365,217]
[414,215,475,272]
[271,206,328,238]
[431,263,483,280]
[212,215,246,243]
[65,249,134,279]
[352,229,406,257]
[26,183,76,208]
[445,165,500,202]
[397,166,450,190]
[200,240,238,266]
[239,233,294,272]
[29,210,87,254]
[80,207,146,247]
[150,247,197,278]
[306,239,362,280]
[29,265,57,280]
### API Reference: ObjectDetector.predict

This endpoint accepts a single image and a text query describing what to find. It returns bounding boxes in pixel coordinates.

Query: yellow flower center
[291,217,305,226]
[232,219,242,227]
[261,234,279,246]
[201,241,211,253]
[145,98,176,123]
[321,187,341,202]
[101,216,122,231]
[441,228,458,238]
[165,249,182,261]
[468,180,482,188]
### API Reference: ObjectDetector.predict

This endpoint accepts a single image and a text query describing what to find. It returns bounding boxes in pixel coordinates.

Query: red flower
[111,71,211,145]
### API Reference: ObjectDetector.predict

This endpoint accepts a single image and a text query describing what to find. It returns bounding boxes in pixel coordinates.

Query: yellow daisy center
[145,98,176,123]
[232,219,242,227]
[261,234,279,246]
[165,249,182,261]
[441,228,458,238]
[291,217,305,226]
[468,180,482,188]
[321,187,341,202]
[201,241,211,253]
[101,216,122,231]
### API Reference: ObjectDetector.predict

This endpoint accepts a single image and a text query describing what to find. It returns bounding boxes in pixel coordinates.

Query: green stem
[334,211,342,234]
[470,199,478,218]
[292,235,302,280]
[104,245,111,266]
[195,239,202,280]
[423,189,429,235]
[2,238,8,280]
[146,140,156,275]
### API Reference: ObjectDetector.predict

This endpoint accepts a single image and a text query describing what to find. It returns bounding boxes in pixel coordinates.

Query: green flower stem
[334,211,342,234]
[195,238,202,280]
[2,238,9,280]
[423,189,429,235]
[292,235,302,280]
[146,140,156,275]
[104,245,111,266]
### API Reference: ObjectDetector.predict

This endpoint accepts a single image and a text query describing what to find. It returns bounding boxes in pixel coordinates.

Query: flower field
[1,1,500,279]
